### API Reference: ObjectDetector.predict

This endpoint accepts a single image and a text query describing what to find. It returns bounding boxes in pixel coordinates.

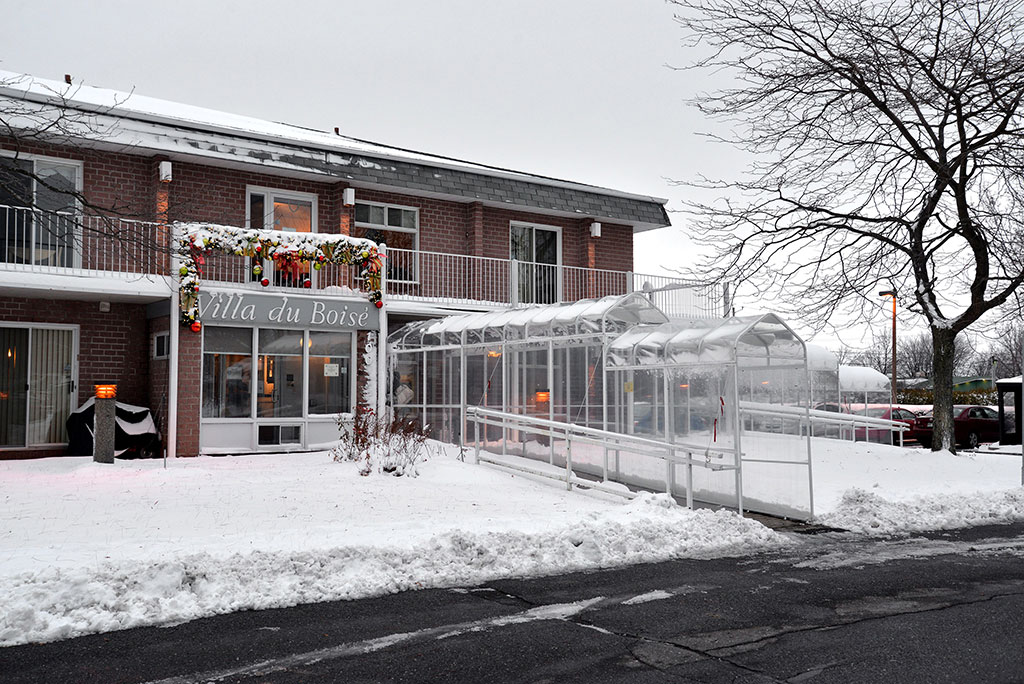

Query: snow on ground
[811,438,1024,534]
[0,445,784,646]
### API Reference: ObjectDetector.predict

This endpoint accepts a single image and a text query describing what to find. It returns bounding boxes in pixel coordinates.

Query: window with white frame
[353,200,418,282]
[152,332,170,360]
[246,186,317,288]
[0,153,82,267]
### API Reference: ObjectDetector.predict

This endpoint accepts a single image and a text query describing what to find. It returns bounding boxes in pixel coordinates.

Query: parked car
[913,405,1001,449]
[852,406,920,444]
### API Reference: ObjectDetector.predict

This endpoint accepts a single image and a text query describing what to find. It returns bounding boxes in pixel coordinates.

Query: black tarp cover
[66,397,162,457]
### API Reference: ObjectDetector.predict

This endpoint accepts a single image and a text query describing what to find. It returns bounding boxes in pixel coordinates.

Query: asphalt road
[5,522,1024,683]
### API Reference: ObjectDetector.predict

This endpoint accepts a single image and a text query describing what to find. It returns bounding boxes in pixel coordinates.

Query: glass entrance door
[511,224,559,304]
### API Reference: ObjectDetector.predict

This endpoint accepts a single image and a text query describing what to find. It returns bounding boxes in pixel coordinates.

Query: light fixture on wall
[343,187,356,207]
[590,221,602,238]
[158,161,173,183]
[99,301,111,313]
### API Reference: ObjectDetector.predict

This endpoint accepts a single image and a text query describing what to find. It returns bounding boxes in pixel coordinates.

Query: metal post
[686,451,693,509]
[803,356,815,519]
[377,244,388,420]
[473,412,480,465]
[460,332,467,449]
[167,224,179,462]
[510,258,519,307]
[548,339,555,466]
[732,365,744,515]
[565,427,573,490]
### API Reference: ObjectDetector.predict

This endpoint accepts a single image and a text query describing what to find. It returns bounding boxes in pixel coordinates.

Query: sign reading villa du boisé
[197,290,379,331]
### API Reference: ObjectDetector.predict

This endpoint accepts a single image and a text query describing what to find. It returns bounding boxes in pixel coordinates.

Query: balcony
[0,205,723,318]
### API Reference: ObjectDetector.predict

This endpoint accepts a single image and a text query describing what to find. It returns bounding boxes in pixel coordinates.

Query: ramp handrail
[465,405,743,512]
[739,401,910,446]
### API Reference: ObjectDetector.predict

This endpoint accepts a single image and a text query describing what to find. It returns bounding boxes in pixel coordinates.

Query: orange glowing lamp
[95,384,117,399]
[535,391,551,403]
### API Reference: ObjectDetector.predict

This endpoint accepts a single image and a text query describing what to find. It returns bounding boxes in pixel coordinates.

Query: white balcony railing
[0,204,163,278]
[0,205,723,318]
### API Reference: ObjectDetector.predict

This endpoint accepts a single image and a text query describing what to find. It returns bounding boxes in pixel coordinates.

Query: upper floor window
[0,153,82,267]
[247,186,317,287]
[354,200,418,282]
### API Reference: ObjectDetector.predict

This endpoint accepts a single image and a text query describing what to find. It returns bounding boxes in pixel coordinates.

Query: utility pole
[879,290,897,404]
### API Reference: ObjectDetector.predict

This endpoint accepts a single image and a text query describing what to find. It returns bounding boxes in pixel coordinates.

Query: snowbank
[820,487,1024,535]
[0,449,784,646]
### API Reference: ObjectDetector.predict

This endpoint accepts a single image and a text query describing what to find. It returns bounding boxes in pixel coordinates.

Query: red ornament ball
[374,300,383,309]
[260,278,270,287]
[303,279,312,288]
[190,321,202,333]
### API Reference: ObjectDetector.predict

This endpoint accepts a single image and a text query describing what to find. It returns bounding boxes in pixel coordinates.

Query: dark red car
[852,406,920,444]
[914,405,1001,449]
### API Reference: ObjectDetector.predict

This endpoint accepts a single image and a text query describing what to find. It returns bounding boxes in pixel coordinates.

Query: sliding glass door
[0,325,75,448]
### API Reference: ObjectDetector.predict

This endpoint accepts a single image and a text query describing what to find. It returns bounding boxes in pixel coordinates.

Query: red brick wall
[176,326,202,458]
[0,298,150,458]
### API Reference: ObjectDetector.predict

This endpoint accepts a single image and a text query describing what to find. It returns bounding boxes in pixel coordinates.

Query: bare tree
[897,331,977,378]
[0,72,170,264]
[672,0,1024,451]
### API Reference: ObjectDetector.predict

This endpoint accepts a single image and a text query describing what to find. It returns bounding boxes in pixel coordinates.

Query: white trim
[152,331,170,360]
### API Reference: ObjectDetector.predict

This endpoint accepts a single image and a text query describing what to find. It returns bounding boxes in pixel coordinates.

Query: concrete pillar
[94,396,116,463]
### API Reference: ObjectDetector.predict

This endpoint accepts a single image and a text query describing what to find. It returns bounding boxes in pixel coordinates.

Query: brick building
[0,71,710,458]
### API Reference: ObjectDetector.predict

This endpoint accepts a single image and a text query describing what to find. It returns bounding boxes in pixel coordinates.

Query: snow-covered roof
[606,313,806,369]
[997,375,1023,386]
[389,294,669,351]
[839,365,891,392]
[0,71,670,229]
[805,343,839,372]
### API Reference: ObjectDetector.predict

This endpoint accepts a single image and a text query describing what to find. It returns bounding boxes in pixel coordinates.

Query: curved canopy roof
[606,313,806,369]
[838,365,890,392]
[389,293,669,351]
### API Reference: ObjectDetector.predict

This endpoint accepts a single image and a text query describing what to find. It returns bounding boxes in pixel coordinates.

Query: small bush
[331,406,431,477]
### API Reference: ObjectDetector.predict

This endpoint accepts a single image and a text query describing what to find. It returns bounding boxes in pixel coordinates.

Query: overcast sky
[1,0,891,349]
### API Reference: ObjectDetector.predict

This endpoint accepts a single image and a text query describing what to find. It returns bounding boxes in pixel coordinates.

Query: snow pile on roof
[0,447,784,646]
[0,70,663,205]
[805,343,839,371]
[839,365,890,392]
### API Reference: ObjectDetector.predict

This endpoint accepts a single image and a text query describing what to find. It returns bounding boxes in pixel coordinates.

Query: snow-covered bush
[331,406,430,477]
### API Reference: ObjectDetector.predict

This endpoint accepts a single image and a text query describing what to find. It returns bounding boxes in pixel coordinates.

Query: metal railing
[0,203,722,317]
[385,247,722,317]
[739,401,911,446]
[0,204,163,277]
[466,405,742,511]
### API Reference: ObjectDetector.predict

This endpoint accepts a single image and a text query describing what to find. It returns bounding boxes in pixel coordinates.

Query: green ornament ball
[252,264,263,275]
[178,266,188,276]
[313,262,322,271]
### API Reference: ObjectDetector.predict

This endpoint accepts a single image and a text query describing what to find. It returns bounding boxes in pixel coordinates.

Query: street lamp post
[879,290,897,404]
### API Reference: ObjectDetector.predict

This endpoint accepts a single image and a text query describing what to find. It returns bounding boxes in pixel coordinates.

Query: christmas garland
[177,222,384,330]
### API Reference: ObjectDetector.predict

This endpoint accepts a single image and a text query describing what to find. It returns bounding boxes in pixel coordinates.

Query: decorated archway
[176,222,383,328]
